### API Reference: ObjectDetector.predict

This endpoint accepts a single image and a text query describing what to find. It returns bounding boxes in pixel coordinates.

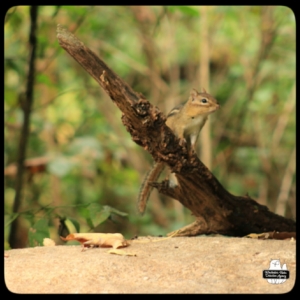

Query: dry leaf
[108,249,136,256]
[245,231,296,240]
[60,233,129,251]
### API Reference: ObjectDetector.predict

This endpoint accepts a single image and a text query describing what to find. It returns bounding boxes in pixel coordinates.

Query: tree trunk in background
[9,6,38,248]
[199,6,212,169]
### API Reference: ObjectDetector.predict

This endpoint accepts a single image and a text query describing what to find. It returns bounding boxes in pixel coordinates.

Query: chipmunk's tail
[136,162,165,215]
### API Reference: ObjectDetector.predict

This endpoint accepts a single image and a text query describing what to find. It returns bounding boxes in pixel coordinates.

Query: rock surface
[5,236,295,293]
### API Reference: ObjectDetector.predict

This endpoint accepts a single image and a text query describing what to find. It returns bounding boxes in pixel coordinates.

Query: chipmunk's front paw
[178,138,187,147]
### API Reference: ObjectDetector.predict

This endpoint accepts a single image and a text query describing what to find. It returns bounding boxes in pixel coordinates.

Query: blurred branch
[252,113,272,174]
[5,156,49,178]
[5,121,22,131]
[98,39,168,92]
[271,84,295,150]
[129,6,167,100]
[275,147,295,216]
[223,7,279,174]
[9,6,39,249]
[152,6,168,36]
[163,12,180,97]
[237,7,278,132]
[33,87,85,110]
[213,9,279,154]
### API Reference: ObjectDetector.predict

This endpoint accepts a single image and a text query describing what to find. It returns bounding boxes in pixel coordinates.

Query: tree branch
[56,25,295,237]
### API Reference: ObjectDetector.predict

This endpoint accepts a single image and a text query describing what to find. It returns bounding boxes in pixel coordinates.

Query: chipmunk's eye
[201,98,208,103]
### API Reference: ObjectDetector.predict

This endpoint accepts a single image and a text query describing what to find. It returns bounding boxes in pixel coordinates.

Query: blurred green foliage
[4,6,295,249]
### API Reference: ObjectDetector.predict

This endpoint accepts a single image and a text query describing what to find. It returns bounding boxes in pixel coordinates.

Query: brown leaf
[60,233,130,250]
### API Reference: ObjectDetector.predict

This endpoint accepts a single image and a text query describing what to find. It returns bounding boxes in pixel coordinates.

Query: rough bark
[56,25,296,237]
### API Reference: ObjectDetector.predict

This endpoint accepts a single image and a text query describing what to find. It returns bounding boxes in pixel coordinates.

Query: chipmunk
[136,88,220,215]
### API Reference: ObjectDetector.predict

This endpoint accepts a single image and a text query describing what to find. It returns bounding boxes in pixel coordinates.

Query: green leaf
[66,218,80,233]
[79,206,94,229]
[103,205,128,218]
[87,203,110,228]
[168,6,199,16]
[36,73,52,86]
[28,219,50,247]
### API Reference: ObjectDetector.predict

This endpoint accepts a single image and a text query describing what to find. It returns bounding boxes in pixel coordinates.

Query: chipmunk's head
[189,88,220,114]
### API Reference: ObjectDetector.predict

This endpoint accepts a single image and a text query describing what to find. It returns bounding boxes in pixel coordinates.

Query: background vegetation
[4,6,295,249]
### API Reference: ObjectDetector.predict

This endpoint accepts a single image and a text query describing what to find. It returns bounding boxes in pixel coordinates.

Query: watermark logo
[263,259,289,284]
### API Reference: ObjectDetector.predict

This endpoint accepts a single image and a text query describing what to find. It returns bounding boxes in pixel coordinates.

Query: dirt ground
[5,236,295,294]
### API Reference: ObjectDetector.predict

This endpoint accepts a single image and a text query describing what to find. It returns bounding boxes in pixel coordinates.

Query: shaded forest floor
[5,236,295,293]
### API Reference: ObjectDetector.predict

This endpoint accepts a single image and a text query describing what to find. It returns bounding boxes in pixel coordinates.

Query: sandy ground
[5,236,295,294]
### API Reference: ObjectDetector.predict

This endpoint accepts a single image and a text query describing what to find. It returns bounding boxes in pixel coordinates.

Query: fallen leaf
[244,231,296,240]
[108,249,136,256]
[60,233,129,251]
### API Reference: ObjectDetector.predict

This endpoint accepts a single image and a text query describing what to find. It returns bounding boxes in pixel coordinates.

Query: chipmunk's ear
[202,87,207,93]
[190,89,198,100]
